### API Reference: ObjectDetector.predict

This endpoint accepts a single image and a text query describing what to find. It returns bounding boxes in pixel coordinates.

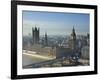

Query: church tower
[70,26,76,49]
[32,26,39,44]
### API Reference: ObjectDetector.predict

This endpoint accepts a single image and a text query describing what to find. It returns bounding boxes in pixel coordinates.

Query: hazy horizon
[23,11,90,36]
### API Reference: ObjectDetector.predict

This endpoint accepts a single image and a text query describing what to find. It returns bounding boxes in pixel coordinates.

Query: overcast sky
[22,11,89,36]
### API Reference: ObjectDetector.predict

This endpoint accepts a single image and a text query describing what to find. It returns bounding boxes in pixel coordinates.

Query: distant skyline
[23,11,90,36]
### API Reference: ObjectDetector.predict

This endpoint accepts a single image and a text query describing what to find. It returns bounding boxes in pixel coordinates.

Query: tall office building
[32,27,39,44]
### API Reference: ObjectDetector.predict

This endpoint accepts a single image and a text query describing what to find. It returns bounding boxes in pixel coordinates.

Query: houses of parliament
[23,25,89,59]
[23,25,90,68]
[32,26,77,48]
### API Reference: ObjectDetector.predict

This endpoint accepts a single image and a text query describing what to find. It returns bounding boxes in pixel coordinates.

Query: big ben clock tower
[71,26,76,49]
